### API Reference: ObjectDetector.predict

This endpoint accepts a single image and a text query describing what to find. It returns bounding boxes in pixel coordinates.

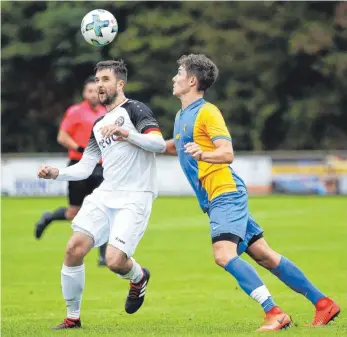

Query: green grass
[2,196,347,336]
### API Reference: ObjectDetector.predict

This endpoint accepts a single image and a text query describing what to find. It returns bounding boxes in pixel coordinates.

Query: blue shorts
[208,191,264,256]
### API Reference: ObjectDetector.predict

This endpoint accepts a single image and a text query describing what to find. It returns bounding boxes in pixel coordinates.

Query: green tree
[1,1,346,152]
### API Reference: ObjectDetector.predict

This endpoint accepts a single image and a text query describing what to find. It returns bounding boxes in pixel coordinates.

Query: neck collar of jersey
[180,97,205,115]
[108,98,128,113]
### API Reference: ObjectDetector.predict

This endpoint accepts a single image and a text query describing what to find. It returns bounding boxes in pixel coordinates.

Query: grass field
[2,196,347,336]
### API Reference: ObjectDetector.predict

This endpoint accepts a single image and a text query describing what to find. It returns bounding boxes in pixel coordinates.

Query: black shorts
[68,160,104,207]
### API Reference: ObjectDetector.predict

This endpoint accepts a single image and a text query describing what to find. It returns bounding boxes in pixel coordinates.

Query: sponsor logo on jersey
[115,116,124,126]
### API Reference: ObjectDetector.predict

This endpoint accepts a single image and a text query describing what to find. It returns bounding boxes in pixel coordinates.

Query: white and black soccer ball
[81,9,118,47]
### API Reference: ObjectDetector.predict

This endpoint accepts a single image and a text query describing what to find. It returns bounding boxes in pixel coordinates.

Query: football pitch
[2,196,346,336]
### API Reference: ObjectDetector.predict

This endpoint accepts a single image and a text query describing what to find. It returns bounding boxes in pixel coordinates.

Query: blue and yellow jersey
[173,98,246,212]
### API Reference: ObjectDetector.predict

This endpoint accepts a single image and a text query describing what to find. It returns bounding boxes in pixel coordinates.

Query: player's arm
[102,101,166,153]
[165,139,177,155]
[201,139,234,163]
[185,139,234,164]
[128,101,166,153]
[185,105,234,164]
[58,107,85,153]
[38,131,101,181]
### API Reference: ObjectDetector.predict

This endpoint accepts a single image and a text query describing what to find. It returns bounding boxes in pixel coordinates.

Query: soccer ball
[81,9,118,47]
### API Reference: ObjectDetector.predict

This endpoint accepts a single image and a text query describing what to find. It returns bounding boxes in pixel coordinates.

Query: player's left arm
[202,139,234,163]
[185,139,234,164]
[102,101,166,153]
[184,105,234,164]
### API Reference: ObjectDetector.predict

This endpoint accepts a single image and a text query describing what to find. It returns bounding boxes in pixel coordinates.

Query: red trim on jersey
[143,127,161,134]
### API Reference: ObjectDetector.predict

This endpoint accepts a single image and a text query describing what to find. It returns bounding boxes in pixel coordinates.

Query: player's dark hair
[94,59,128,83]
[84,75,96,86]
[177,54,219,92]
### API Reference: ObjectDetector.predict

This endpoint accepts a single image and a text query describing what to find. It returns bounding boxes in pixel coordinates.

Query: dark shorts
[68,160,103,207]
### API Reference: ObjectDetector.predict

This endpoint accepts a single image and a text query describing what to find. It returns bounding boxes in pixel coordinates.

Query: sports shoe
[34,212,53,239]
[256,306,291,332]
[125,268,150,314]
[52,318,81,330]
[312,297,340,326]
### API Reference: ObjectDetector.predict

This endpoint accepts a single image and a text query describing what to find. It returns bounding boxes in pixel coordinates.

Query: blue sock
[225,256,276,313]
[271,256,325,305]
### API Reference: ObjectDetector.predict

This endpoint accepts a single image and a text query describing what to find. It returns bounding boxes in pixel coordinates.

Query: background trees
[2,1,346,152]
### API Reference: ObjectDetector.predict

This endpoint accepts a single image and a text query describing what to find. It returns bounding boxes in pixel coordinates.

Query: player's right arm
[165,139,177,155]
[38,130,101,181]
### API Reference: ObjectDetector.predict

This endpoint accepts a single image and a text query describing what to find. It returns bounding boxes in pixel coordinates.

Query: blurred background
[2,1,347,195]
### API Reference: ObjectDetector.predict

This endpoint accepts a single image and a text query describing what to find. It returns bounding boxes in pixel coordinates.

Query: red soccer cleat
[52,318,81,330]
[312,297,340,326]
[256,306,291,332]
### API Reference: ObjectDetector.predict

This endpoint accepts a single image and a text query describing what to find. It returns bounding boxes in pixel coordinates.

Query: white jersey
[56,98,161,197]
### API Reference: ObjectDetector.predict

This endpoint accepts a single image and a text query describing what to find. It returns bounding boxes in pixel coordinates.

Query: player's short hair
[94,59,128,83]
[177,54,219,92]
[84,75,96,86]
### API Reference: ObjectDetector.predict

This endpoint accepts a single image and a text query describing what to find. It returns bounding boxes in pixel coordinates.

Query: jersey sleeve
[199,104,231,142]
[60,105,80,134]
[129,101,162,135]
[83,126,102,161]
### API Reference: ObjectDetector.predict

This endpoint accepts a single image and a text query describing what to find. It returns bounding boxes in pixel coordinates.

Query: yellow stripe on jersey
[193,103,237,201]
[146,130,162,136]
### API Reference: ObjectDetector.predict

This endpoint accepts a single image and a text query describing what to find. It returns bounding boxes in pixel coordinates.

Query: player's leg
[107,192,152,314]
[53,231,93,330]
[34,179,85,239]
[246,235,340,326]
[86,164,107,266]
[53,191,110,330]
[210,192,291,332]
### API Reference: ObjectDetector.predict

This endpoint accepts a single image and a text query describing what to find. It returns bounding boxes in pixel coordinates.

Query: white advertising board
[1,155,272,196]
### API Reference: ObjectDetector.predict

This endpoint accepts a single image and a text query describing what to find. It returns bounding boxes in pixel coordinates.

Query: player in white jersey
[37,60,166,330]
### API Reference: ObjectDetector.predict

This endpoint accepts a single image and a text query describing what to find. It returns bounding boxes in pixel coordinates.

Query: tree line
[2,1,347,153]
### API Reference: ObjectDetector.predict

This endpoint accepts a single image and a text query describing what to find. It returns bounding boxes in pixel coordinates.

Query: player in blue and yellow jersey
[165,54,340,332]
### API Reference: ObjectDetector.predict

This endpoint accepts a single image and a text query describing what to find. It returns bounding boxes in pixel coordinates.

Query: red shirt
[60,100,106,160]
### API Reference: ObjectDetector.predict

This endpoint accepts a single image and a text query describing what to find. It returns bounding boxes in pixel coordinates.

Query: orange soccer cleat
[312,297,340,326]
[256,306,291,332]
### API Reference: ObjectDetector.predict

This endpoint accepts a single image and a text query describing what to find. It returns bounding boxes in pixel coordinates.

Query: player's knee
[213,241,238,268]
[65,236,91,264]
[214,252,236,268]
[65,242,85,261]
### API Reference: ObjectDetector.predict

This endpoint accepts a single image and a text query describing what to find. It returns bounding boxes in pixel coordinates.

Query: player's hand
[37,165,59,179]
[184,142,203,161]
[101,125,129,139]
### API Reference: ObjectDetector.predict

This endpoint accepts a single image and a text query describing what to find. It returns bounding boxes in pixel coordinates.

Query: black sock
[50,207,67,221]
[99,243,107,259]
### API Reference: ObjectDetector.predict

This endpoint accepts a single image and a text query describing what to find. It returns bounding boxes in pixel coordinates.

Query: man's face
[172,66,193,97]
[83,82,99,106]
[95,69,123,106]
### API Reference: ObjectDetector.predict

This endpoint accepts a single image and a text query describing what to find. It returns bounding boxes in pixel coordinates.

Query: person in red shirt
[34,76,108,266]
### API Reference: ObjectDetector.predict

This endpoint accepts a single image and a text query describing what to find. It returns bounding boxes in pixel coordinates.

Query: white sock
[250,285,272,304]
[61,264,85,320]
[117,258,143,283]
